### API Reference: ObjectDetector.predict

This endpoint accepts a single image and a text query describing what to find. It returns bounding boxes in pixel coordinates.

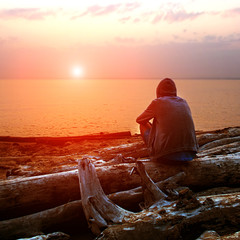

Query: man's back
[147,96,198,160]
[136,78,198,161]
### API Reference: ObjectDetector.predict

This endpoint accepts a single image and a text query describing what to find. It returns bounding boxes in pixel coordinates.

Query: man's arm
[136,100,155,125]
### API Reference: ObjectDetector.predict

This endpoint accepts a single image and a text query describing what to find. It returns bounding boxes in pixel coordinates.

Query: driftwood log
[0,127,239,239]
[1,158,237,239]
[196,230,240,240]
[0,153,240,220]
[0,127,239,220]
[98,192,240,240]
[78,159,240,240]
[0,172,186,240]
[1,188,239,240]
[0,200,86,240]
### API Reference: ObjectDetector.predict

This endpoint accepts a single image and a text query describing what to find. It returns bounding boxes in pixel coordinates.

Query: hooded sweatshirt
[136,78,198,160]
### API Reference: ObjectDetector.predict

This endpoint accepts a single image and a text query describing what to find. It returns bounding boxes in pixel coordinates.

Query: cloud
[80,4,121,17]
[70,2,203,24]
[223,7,240,17]
[71,2,141,20]
[149,6,240,24]
[202,33,240,47]
[203,35,218,42]
[118,16,132,24]
[152,9,204,24]
[0,8,56,20]
[121,2,141,12]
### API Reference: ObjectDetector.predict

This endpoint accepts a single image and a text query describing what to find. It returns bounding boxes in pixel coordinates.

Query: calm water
[0,79,239,137]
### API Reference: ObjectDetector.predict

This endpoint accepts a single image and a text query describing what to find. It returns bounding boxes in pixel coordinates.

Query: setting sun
[72,66,84,78]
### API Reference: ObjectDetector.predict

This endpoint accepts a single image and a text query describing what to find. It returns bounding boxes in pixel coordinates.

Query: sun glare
[72,66,84,78]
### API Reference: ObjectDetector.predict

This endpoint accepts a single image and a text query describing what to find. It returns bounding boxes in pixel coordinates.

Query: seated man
[136,78,198,162]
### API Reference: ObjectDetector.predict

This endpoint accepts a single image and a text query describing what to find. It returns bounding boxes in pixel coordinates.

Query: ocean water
[0,79,239,137]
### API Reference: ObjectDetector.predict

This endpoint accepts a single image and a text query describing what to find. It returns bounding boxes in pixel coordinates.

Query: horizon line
[0,77,240,80]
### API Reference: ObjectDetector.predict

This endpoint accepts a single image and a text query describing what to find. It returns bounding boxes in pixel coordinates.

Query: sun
[71,66,84,78]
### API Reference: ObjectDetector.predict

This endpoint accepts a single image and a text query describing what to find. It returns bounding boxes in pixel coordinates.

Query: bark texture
[0,127,239,239]
[0,154,239,220]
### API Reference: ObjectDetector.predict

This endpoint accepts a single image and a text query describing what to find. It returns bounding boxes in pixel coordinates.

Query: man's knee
[139,123,151,145]
[139,122,151,135]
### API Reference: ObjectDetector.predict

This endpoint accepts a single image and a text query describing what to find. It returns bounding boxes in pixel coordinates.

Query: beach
[0,131,142,180]
[0,127,240,239]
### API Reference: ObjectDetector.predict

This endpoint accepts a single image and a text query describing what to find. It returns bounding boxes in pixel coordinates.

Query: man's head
[156,78,177,98]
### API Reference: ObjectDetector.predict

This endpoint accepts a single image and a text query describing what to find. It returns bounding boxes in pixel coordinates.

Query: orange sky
[0,0,240,79]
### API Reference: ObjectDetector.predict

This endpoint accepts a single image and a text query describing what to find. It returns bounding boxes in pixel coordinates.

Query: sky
[0,0,240,79]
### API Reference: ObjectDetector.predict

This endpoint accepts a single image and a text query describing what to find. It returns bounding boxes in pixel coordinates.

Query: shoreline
[0,126,239,181]
[0,131,132,143]
[1,126,239,142]
[0,131,142,180]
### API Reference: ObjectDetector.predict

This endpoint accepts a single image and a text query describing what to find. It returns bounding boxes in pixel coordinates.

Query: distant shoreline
[1,126,239,143]
[0,131,132,143]
[0,78,240,80]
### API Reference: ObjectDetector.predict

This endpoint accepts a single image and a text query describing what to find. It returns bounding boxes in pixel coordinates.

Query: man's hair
[156,78,177,98]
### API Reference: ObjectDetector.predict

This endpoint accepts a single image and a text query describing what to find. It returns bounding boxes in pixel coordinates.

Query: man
[136,78,198,162]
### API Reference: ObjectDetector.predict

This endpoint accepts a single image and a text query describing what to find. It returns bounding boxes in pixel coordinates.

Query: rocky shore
[0,127,239,240]
[0,131,135,180]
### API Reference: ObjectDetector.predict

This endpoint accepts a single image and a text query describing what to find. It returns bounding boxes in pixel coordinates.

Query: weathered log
[108,171,186,211]
[222,231,240,239]
[0,128,239,239]
[0,153,240,220]
[0,200,87,240]
[1,192,239,240]
[0,127,239,220]
[196,127,240,147]
[197,141,240,157]
[0,170,80,220]
[78,158,133,235]
[195,230,221,240]
[134,161,167,208]
[199,136,240,151]
[196,230,240,240]
[16,232,71,240]
[97,192,240,240]
[0,172,186,240]
[77,158,240,239]
[97,160,240,239]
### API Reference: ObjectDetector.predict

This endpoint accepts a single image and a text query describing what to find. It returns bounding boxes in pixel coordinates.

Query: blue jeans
[143,128,195,161]
[162,151,196,161]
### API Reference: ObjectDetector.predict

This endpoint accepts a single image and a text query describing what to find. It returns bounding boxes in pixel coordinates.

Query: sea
[0,79,239,137]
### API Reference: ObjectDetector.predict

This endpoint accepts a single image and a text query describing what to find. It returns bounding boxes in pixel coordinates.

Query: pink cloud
[133,18,141,23]
[71,4,121,20]
[71,2,141,20]
[122,2,141,12]
[118,16,131,24]
[223,8,240,17]
[118,16,141,24]
[83,4,121,16]
[152,10,203,24]
[0,8,55,20]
